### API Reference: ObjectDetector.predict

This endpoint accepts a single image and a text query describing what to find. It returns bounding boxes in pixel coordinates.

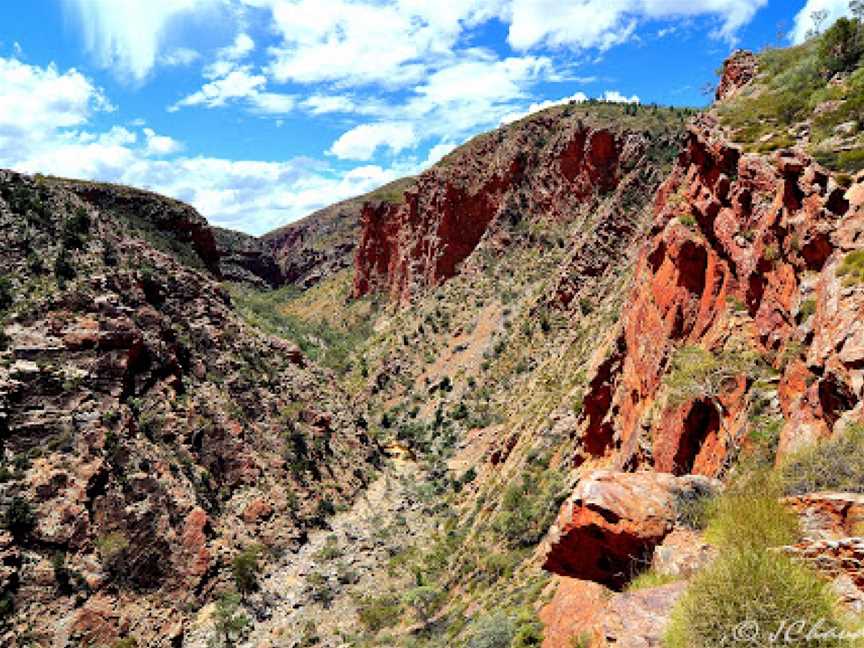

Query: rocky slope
[0,172,378,646]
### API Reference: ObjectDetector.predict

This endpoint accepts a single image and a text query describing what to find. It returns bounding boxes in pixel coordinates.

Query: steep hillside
[0,172,378,647]
[354,103,686,304]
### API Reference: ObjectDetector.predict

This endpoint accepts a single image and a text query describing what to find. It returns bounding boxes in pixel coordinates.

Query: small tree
[851,0,864,22]
[403,585,443,626]
[231,546,261,599]
[210,592,248,648]
[807,9,829,39]
[5,496,35,541]
[818,16,864,76]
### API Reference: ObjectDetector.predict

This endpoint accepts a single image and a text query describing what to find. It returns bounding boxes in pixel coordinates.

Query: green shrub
[799,297,817,320]
[356,594,402,632]
[511,608,544,648]
[403,585,443,624]
[211,591,248,648]
[307,571,335,606]
[837,249,864,284]
[231,546,261,597]
[665,549,848,648]
[780,424,864,496]
[467,611,514,648]
[0,276,12,311]
[62,207,91,250]
[95,532,129,562]
[5,496,35,541]
[666,469,849,648]
[54,247,75,282]
[626,569,678,591]
[664,345,761,410]
[818,17,864,78]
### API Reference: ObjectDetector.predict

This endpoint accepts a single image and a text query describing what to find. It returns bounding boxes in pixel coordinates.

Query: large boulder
[542,471,720,589]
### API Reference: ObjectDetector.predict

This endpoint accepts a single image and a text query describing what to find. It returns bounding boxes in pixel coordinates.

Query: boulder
[542,471,720,589]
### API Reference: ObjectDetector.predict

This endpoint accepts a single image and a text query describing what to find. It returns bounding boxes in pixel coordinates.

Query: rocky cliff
[0,171,378,646]
[353,105,686,304]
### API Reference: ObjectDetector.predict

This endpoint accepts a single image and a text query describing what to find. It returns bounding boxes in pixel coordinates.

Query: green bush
[666,468,850,648]
[231,546,261,597]
[818,17,864,78]
[0,276,12,311]
[493,468,566,548]
[665,549,848,648]
[780,424,864,496]
[54,247,75,282]
[403,585,443,624]
[626,569,678,592]
[467,611,514,648]
[211,591,249,648]
[62,207,91,250]
[837,250,864,284]
[5,496,35,541]
[356,594,402,632]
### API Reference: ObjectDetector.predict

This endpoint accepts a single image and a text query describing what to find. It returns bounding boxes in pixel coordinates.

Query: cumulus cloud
[173,66,267,109]
[500,92,589,124]
[253,0,505,87]
[506,0,768,51]
[63,0,223,81]
[329,122,416,161]
[603,90,640,103]
[0,54,414,234]
[143,128,183,156]
[791,0,854,44]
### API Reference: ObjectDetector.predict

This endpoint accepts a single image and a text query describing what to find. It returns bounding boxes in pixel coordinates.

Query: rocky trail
[185,454,431,648]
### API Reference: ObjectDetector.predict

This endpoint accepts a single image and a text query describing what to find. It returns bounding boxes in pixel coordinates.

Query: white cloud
[506,0,768,51]
[143,128,183,156]
[173,66,267,109]
[63,0,222,81]
[221,32,255,60]
[160,47,200,67]
[500,92,588,124]
[791,0,853,44]
[329,122,416,161]
[0,56,112,162]
[422,142,458,167]
[603,89,640,103]
[0,54,412,234]
[246,0,507,87]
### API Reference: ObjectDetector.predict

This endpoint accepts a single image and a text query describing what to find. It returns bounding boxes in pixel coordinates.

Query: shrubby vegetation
[718,7,864,170]
[780,424,864,495]
[666,469,851,647]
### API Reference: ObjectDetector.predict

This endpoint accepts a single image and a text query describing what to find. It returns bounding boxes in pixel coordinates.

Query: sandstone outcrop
[715,50,757,101]
[541,470,719,588]
[573,112,864,475]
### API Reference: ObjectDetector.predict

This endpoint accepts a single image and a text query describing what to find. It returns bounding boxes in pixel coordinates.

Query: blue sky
[0,0,854,234]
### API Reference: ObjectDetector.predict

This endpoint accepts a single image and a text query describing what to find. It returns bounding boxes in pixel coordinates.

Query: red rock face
[574,113,864,476]
[353,114,652,303]
[715,50,757,101]
[541,471,720,589]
